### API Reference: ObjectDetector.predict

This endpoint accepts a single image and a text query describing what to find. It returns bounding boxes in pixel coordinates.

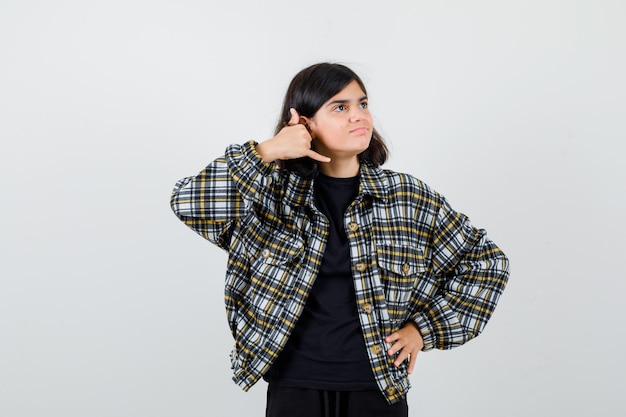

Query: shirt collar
[359,163,389,201]
[283,163,389,207]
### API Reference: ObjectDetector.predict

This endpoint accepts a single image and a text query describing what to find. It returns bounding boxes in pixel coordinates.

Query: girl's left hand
[385,321,424,375]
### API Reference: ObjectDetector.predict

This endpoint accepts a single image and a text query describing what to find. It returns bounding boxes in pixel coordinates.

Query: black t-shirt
[265,173,377,390]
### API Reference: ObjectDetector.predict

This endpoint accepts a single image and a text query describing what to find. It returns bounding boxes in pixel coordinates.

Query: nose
[349,106,365,122]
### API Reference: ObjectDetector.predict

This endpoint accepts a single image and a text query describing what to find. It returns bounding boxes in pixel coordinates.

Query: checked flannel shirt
[170,141,509,404]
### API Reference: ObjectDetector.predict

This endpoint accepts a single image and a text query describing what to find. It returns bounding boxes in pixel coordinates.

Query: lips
[350,126,369,134]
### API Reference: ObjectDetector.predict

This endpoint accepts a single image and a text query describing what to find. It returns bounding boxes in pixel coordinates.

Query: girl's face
[305,80,373,162]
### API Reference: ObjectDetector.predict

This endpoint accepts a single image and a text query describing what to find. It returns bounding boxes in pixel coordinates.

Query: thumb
[288,108,300,126]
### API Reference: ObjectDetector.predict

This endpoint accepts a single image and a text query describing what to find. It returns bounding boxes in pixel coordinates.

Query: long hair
[275,63,388,178]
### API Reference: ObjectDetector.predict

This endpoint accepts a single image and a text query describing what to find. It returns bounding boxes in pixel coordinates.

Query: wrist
[255,139,278,163]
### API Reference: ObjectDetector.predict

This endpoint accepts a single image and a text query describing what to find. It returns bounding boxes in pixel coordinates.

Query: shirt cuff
[412,312,436,351]
[241,140,276,177]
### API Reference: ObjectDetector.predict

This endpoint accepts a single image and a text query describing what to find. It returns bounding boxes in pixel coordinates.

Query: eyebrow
[325,95,368,108]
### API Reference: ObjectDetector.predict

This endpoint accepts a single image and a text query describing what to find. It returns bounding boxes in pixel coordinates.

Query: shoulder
[378,168,443,207]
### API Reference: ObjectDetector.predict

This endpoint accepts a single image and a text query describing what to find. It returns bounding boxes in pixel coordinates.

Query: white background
[1,1,625,416]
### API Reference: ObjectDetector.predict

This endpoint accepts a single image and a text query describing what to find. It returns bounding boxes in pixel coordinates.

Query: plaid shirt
[170,141,509,404]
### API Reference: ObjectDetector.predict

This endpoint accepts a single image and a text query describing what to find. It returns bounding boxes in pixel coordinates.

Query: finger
[407,351,417,374]
[387,338,404,356]
[394,347,409,367]
[306,150,331,163]
[288,108,300,126]
[385,332,400,344]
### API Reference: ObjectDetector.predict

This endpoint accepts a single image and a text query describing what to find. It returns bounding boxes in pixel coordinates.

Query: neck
[318,157,360,178]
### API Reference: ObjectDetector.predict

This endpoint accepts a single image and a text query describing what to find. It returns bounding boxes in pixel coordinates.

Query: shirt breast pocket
[376,243,428,322]
[240,216,304,315]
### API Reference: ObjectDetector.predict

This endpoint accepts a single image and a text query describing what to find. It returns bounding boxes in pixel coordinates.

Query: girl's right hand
[256,108,331,163]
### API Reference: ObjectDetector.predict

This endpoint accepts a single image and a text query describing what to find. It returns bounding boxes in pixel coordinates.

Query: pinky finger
[307,150,331,162]
[407,352,417,375]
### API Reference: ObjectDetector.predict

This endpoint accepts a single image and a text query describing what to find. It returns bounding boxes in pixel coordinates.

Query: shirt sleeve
[412,196,510,351]
[169,140,276,250]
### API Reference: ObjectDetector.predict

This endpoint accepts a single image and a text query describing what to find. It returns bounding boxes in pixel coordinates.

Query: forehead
[325,80,367,102]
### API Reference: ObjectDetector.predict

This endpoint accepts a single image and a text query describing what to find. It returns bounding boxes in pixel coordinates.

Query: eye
[359,101,368,109]
[334,104,346,112]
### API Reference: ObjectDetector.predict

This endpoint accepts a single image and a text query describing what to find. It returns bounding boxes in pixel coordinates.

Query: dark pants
[265,384,409,417]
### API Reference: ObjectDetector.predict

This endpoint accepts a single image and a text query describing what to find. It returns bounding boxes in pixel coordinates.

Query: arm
[170,141,275,250]
[412,196,510,351]
[170,109,329,249]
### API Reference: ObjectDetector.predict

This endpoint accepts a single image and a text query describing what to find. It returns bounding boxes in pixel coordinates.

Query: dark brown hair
[275,63,388,177]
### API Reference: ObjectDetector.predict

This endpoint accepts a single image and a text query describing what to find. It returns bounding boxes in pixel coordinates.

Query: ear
[300,116,316,137]
[299,115,311,126]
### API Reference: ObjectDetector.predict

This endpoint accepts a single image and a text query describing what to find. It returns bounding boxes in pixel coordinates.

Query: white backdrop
[1,1,625,416]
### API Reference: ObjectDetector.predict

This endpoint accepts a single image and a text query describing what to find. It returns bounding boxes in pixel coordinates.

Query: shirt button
[355,262,367,272]
[385,386,397,396]
[402,262,411,275]
[371,344,383,355]
[261,248,271,259]
[347,222,359,232]
[361,303,373,314]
